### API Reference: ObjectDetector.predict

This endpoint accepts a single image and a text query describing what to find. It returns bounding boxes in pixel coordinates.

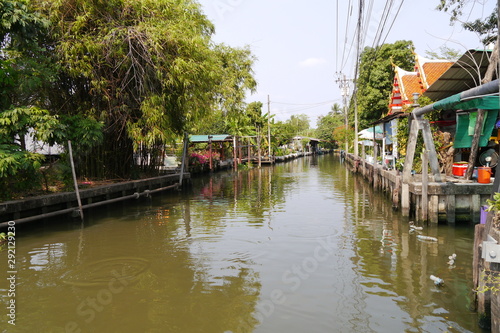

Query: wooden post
[420,118,442,182]
[257,129,262,168]
[268,95,272,157]
[68,140,84,221]
[421,151,428,222]
[403,116,420,183]
[208,135,213,172]
[247,138,251,164]
[402,118,420,216]
[466,109,486,180]
[238,138,243,167]
[233,136,238,171]
[179,132,188,186]
[472,224,485,312]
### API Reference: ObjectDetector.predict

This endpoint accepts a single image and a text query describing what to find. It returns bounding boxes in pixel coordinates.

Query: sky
[196,0,496,127]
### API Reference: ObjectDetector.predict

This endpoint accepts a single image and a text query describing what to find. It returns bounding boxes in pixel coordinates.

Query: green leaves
[0,143,44,177]
[487,192,500,212]
[355,40,415,129]
[48,0,256,145]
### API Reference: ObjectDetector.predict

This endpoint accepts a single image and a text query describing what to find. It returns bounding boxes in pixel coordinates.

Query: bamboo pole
[68,140,84,221]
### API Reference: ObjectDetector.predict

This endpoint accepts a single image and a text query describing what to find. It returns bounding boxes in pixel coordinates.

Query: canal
[0,154,485,332]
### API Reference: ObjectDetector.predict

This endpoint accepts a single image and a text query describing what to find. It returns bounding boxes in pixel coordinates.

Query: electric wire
[380,0,406,46]
[339,0,354,73]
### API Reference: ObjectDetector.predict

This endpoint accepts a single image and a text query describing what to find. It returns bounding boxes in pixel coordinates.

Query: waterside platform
[344,152,493,224]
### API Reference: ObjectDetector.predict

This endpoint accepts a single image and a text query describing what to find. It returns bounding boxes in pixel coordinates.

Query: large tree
[353,40,415,129]
[0,0,62,198]
[316,103,344,145]
[36,0,256,177]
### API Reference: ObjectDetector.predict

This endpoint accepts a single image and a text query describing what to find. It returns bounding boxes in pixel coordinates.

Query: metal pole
[68,140,84,221]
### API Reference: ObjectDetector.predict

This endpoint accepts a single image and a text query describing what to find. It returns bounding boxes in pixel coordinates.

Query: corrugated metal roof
[423,49,493,101]
[189,134,232,143]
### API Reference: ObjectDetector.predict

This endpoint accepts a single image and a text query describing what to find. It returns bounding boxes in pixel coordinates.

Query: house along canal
[0,154,485,332]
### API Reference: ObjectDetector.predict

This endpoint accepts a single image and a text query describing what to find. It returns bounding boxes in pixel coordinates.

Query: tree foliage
[437,0,498,46]
[0,0,59,197]
[463,5,498,45]
[34,0,256,177]
[425,46,462,60]
[286,114,310,135]
[316,103,344,145]
[353,40,415,129]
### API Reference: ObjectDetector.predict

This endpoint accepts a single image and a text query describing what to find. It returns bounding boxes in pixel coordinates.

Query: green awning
[433,94,461,111]
[433,95,499,111]
[189,134,232,143]
[454,96,500,110]
[453,109,499,148]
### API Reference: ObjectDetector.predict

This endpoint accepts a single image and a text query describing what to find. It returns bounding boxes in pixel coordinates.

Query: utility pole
[336,73,351,153]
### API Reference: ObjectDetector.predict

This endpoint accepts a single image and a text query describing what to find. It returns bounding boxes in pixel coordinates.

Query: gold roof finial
[390,56,396,68]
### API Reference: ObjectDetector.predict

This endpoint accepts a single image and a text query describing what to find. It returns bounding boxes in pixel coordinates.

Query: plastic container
[480,205,488,224]
[478,167,492,183]
[417,235,438,242]
[452,162,468,176]
[430,275,444,286]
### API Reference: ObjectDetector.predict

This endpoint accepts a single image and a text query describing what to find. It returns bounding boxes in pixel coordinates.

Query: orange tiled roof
[415,54,454,90]
[422,62,454,87]
[400,73,422,103]
[389,66,422,113]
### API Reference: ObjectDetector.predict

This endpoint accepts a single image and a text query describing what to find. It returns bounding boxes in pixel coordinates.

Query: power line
[380,0,406,46]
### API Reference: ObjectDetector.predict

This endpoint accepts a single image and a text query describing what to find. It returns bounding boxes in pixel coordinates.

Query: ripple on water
[62,257,149,287]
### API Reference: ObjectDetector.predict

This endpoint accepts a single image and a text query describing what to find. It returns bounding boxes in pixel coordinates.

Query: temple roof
[415,54,454,90]
[397,68,420,102]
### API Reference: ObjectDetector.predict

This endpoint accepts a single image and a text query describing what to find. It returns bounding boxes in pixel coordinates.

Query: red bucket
[452,162,467,176]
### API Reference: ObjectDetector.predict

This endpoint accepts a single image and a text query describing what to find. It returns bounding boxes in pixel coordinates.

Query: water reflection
[0,155,483,332]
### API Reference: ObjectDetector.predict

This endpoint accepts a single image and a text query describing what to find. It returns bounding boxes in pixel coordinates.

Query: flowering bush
[189,151,221,166]
[190,152,207,165]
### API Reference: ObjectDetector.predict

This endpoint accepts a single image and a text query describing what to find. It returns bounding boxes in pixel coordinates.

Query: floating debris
[409,221,423,231]
[417,235,438,242]
[430,275,444,286]
[448,253,457,266]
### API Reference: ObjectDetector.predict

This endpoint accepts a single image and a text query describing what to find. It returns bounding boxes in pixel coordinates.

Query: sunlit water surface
[0,155,484,332]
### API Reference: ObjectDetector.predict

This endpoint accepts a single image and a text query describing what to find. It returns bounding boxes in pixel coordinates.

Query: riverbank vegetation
[1,0,256,199]
[0,0,340,201]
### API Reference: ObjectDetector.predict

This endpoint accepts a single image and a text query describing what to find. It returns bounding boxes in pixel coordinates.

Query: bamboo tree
[38,0,256,177]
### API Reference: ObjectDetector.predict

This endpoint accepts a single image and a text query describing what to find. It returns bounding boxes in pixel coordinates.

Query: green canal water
[0,154,486,332]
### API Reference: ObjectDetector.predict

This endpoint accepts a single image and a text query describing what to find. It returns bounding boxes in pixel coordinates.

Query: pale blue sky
[197,0,495,127]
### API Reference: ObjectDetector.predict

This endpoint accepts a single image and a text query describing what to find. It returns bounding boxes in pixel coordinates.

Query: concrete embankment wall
[343,152,491,224]
[0,173,188,228]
